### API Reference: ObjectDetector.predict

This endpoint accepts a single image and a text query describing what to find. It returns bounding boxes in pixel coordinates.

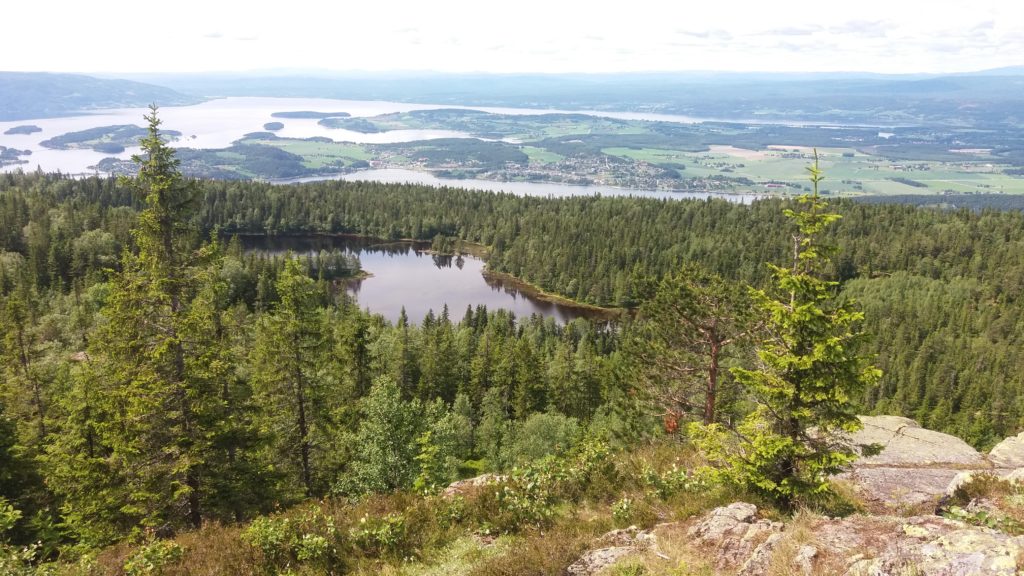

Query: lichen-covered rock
[441,473,505,497]
[565,525,658,576]
[686,502,783,570]
[680,504,1024,576]
[989,432,1024,469]
[565,546,636,575]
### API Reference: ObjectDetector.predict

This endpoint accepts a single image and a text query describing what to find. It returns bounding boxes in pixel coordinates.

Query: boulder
[946,470,977,497]
[441,473,505,497]
[1001,468,1024,484]
[565,525,657,576]
[842,466,967,510]
[839,416,989,510]
[565,546,636,575]
[849,416,986,467]
[989,432,1024,469]
[686,502,783,570]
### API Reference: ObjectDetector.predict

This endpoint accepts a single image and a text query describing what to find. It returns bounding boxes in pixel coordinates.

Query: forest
[2,112,1024,573]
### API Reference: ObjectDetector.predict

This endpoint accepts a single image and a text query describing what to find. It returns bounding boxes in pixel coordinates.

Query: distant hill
[0,72,202,121]
[139,70,1024,129]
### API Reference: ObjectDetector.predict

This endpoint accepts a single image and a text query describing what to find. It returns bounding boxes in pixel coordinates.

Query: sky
[4,0,1023,75]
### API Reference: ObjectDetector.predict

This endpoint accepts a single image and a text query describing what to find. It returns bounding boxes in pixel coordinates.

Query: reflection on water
[239,234,605,325]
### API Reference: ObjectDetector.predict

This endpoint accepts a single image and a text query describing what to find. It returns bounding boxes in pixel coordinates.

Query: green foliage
[476,387,513,471]
[250,257,338,498]
[627,265,752,426]
[0,497,20,539]
[640,462,706,500]
[347,377,423,494]
[242,516,294,565]
[349,512,408,558]
[123,540,183,576]
[691,153,880,506]
[508,412,580,465]
[242,509,340,572]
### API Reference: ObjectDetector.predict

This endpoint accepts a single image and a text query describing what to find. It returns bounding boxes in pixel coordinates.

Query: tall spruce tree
[250,257,335,498]
[53,106,231,534]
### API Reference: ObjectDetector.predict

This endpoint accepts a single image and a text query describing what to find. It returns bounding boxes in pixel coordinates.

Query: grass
[520,146,563,164]
[601,147,693,164]
[242,138,373,168]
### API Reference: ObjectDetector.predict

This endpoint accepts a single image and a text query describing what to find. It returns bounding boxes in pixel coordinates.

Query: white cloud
[2,0,1023,74]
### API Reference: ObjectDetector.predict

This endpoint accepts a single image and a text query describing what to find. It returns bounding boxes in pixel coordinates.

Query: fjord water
[240,235,601,324]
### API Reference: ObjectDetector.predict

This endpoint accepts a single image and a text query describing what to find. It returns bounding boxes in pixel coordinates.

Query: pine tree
[629,266,752,427]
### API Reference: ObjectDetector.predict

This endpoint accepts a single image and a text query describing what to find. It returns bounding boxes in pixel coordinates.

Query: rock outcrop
[685,502,784,571]
[678,503,1024,576]
[441,473,505,497]
[840,416,990,510]
[565,525,658,575]
[849,416,986,467]
[989,432,1024,470]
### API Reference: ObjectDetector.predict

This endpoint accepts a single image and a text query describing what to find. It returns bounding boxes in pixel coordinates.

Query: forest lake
[1,96,761,323]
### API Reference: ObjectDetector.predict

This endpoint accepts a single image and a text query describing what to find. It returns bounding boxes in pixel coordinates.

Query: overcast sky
[4,0,1023,75]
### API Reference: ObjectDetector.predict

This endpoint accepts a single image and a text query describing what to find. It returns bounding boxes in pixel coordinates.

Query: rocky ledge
[840,416,1024,511]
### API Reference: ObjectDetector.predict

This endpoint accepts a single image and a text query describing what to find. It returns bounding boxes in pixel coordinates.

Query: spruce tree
[250,257,335,497]
[692,152,880,506]
[52,106,231,534]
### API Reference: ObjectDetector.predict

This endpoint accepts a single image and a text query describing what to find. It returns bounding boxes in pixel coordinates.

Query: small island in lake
[317,117,385,133]
[271,111,351,119]
[263,121,284,131]
[4,124,42,135]
[0,145,32,167]
[40,124,181,153]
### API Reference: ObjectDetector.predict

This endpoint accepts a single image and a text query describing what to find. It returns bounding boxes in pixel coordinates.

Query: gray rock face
[850,416,986,467]
[686,503,1024,576]
[988,432,1024,469]
[841,416,990,510]
[843,467,970,509]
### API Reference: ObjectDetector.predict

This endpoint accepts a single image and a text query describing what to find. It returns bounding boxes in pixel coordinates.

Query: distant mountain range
[3,68,1024,127]
[0,72,201,121]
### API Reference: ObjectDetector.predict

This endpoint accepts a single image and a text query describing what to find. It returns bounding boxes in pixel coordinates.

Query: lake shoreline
[232,231,620,322]
[481,270,623,321]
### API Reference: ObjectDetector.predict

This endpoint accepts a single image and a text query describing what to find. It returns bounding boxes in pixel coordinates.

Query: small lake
[240,235,605,325]
[278,168,763,203]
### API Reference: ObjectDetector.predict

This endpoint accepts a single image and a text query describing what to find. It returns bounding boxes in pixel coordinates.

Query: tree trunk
[704,337,720,425]
[293,335,313,496]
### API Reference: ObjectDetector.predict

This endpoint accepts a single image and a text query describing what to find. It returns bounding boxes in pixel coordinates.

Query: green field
[243,138,372,168]
[175,110,1024,194]
[521,146,564,164]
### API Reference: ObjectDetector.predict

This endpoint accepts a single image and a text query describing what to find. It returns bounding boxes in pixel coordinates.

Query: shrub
[509,412,579,465]
[349,513,408,558]
[123,540,183,576]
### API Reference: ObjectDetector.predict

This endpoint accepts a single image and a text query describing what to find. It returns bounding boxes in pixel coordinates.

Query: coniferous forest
[2,112,1024,573]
